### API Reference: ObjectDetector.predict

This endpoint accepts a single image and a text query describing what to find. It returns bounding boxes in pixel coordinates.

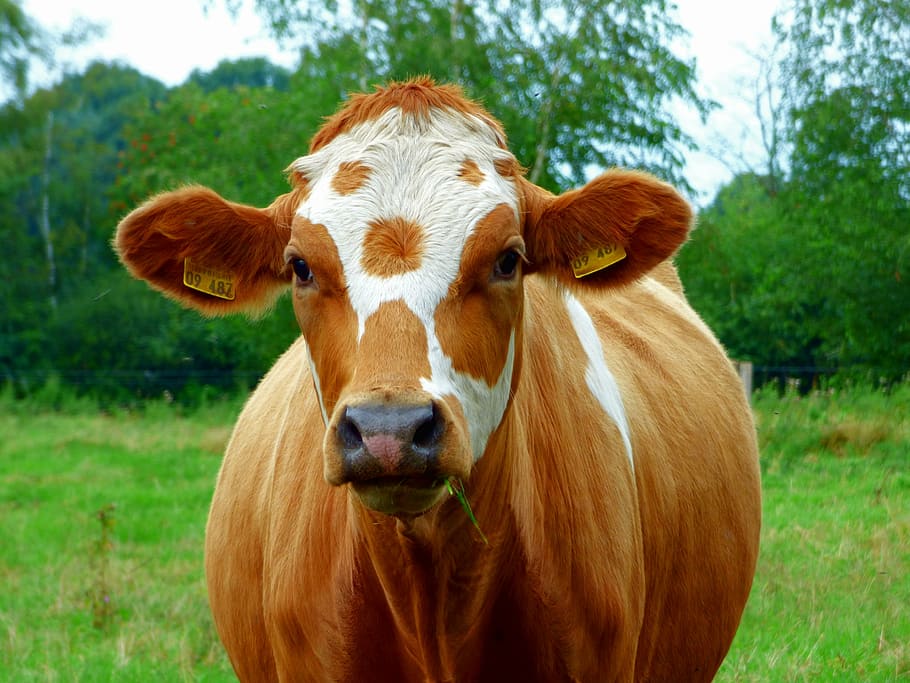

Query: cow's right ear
[114,185,305,316]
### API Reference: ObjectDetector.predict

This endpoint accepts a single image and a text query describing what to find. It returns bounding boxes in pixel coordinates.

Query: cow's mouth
[351,476,448,516]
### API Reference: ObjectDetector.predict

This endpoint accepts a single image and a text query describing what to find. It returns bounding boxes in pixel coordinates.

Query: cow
[114,78,761,682]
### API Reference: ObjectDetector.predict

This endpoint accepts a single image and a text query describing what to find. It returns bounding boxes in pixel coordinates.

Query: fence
[0,362,882,404]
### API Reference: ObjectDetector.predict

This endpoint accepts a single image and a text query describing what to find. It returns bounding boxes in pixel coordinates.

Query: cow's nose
[337,402,444,482]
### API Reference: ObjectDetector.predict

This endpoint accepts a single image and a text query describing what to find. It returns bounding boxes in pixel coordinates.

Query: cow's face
[114,79,693,519]
[285,106,525,515]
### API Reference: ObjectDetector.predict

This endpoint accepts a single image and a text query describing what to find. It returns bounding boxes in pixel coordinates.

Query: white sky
[21,0,783,204]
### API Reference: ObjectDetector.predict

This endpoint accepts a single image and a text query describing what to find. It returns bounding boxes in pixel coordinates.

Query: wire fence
[2,363,880,401]
[0,368,268,404]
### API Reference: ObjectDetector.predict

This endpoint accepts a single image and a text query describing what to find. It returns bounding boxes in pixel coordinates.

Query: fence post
[734,360,754,401]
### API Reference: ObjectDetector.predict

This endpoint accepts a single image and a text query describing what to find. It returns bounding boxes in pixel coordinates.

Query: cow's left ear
[114,184,306,316]
[519,169,692,288]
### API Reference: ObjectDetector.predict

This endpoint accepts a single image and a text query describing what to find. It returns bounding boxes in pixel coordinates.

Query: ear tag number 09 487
[183,258,235,300]
[571,244,626,278]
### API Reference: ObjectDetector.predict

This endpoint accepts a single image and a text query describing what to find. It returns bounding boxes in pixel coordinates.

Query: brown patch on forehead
[331,160,372,195]
[310,77,508,152]
[361,217,426,278]
[352,299,431,390]
[434,204,522,387]
[457,159,485,186]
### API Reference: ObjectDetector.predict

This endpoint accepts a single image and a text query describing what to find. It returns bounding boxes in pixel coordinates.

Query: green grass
[0,400,241,682]
[1,384,908,681]
[717,382,910,681]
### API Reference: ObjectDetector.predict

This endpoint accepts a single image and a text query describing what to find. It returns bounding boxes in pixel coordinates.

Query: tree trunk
[529,61,565,186]
[39,110,57,310]
[357,0,369,91]
[449,0,463,81]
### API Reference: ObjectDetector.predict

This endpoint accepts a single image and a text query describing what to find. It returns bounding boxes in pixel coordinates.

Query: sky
[21,0,783,204]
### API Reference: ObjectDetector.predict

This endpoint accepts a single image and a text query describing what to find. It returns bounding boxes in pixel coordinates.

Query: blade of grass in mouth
[446,477,489,545]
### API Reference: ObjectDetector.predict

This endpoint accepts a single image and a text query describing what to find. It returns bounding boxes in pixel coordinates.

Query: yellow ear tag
[571,244,626,278]
[183,258,235,300]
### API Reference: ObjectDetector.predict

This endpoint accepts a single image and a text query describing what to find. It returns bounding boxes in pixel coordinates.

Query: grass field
[1,384,908,681]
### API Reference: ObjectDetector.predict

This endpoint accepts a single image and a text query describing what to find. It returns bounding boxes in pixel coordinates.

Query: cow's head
[115,78,691,517]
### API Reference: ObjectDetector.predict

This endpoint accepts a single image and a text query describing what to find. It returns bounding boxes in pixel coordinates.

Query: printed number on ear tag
[571,244,626,279]
[183,258,236,300]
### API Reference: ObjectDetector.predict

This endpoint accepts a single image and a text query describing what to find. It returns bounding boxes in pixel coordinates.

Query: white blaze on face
[421,325,517,462]
[563,291,635,470]
[292,107,520,461]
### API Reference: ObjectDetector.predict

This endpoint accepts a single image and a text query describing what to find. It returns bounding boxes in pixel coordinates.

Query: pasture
[1,383,907,681]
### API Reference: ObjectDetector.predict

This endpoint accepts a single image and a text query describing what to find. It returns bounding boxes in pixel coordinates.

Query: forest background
[2,0,908,403]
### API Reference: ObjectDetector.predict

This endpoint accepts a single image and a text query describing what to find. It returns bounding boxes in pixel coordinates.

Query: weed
[89,503,117,630]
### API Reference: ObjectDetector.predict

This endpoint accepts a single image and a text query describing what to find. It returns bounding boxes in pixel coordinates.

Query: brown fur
[361,216,426,277]
[331,160,373,195]
[114,78,761,682]
[457,158,486,186]
[310,77,507,153]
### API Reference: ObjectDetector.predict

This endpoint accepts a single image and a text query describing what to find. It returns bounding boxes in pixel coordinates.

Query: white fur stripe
[302,338,329,427]
[563,291,634,471]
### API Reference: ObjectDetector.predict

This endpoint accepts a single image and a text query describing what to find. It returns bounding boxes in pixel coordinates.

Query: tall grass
[1,383,907,680]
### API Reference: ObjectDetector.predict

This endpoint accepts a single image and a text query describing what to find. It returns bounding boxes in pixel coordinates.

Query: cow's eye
[292,258,314,285]
[493,250,520,280]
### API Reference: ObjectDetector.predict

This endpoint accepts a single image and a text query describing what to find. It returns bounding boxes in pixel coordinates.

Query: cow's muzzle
[326,398,455,515]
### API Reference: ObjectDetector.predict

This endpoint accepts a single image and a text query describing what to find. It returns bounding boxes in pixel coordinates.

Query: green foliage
[188,56,292,92]
[0,63,168,387]
[680,0,910,380]
[772,0,910,375]
[1,0,102,105]
[1,58,304,403]
[234,0,710,191]
[678,173,826,370]
[3,0,907,397]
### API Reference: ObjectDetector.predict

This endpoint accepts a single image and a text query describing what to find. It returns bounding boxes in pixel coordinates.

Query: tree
[221,0,713,192]
[0,0,45,100]
[678,173,825,370]
[772,0,910,376]
[680,0,909,382]
[1,0,102,106]
[188,57,292,92]
[0,63,167,385]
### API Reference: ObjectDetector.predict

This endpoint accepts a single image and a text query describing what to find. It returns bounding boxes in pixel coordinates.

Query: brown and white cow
[115,78,761,682]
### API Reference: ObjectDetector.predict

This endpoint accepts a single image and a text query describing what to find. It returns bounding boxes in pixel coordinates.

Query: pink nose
[336,402,444,482]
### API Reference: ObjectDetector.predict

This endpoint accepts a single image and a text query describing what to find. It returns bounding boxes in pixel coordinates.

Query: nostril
[338,409,364,451]
[412,403,443,452]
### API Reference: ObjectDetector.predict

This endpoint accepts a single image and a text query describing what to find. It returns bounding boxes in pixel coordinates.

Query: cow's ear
[114,185,304,316]
[519,169,692,288]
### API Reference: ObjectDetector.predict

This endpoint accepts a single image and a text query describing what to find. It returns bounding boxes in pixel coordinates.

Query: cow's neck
[350,432,522,680]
